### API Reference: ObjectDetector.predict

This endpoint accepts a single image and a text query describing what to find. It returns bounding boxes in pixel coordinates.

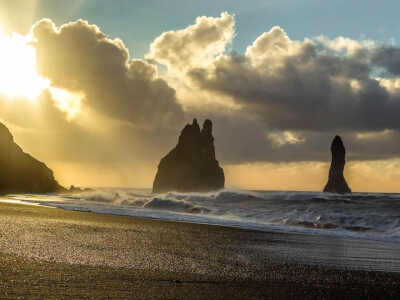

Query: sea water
[5,188,400,243]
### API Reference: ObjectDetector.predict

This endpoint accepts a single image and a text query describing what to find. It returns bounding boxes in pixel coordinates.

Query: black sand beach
[0,202,400,299]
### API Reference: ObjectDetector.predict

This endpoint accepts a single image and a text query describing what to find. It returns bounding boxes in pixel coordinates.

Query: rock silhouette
[0,122,64,194]
[323,135,351,194]
[153,118,225,193]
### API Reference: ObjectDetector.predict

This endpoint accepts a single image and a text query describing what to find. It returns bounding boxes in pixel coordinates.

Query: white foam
[5,188,400,243]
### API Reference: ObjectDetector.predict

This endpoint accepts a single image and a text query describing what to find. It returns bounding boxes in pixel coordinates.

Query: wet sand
[0,202,400,299]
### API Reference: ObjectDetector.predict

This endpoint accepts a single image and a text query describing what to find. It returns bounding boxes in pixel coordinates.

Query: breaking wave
[7,188,400,243]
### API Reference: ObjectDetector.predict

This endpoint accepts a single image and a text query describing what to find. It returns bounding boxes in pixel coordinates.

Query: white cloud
[146,12,235,72]
[315,35,375,55]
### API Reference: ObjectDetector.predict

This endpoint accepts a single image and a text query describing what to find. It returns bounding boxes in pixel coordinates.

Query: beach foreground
[0,202,400,299]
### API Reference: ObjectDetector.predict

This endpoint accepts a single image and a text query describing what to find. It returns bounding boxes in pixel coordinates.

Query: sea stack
[152,119,225,193]
[0,122,64,194]
[323,135,351,194]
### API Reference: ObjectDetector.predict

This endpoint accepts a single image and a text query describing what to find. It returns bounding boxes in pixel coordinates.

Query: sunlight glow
[50,88,83,119]
[0,26,49,100]
[0,25,81,117]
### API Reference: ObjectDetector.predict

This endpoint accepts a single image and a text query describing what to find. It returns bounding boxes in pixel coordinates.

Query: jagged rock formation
[153,119,225,193]
[0,122,64,194]
[323,135,351,194]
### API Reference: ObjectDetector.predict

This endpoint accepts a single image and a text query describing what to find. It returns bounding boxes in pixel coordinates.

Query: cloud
[32,19,184,128]
[185,26,400,133]
[146,12,234,72]
[26,15,400,168]
[372,46,400,75]
[4,13,400,190]
[315,35,375,55]
[142,13,400,166]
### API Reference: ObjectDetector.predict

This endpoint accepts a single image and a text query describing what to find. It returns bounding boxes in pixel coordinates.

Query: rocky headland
[0,122,64,194]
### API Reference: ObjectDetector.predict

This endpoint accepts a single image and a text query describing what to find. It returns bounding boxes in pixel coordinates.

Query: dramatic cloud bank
[185,27,399,133]
[3,12,400,190]
[146,13,400,165]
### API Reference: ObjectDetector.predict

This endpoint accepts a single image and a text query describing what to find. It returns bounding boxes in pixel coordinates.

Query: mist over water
[7,188,400,243]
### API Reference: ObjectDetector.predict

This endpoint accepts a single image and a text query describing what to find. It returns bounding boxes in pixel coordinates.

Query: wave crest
[12,188,400,242]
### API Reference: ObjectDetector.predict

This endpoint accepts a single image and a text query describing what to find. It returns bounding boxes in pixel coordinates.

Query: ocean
[5,188,400,244]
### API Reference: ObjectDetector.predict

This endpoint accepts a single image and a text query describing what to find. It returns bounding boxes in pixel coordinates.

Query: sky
[2,1,400,57]
[1,1,400,192]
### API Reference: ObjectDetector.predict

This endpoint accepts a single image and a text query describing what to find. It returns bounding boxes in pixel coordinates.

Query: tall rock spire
[323,135,351,194]
[152,118,225,193]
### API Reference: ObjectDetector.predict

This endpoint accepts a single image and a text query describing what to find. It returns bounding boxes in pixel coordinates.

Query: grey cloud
[187,28,400,133]
[146,18,400,164]
[15,15,400,171]
[372,46,400,75]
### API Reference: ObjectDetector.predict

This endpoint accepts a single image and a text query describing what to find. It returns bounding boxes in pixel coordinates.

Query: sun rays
[0,25,49,100]
[0,24,81,117]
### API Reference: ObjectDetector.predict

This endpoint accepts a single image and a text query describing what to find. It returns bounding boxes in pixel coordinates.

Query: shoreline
[41,206,400,246]
[0,202,400,298]
[6,192,400,246]
[3,198,400,272]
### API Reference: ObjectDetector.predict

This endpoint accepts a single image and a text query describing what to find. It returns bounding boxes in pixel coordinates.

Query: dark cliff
[153,119,225,193]
[0,122,64,194]
[323,135,351,194]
